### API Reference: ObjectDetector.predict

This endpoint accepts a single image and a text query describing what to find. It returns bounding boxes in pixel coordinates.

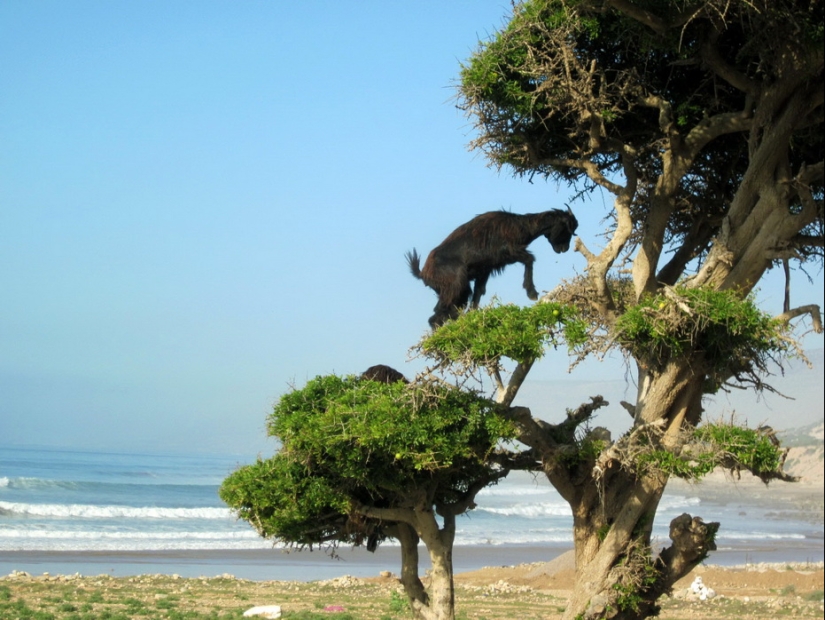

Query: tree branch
[351,502,415,526]
[436,469,509,517]
[684,112,752,158]
[606,0,668,35]
[656,514,720,590]
[775,304,823,333]
[500,405,558,454]
[700,29,759,98]
[494,359,534,407]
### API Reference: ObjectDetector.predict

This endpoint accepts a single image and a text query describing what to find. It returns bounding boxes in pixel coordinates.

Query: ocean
[0,446,821,580]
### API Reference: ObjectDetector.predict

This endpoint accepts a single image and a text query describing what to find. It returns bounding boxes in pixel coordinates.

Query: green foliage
[611,547,660,614]
[388,591,408,614]
[635,448,716,481]
[219,455,352,545]
[458,0,702,177]
[633,421,789,481]
[221,374,516,549]
[612,575,654,613]
[458,0,823,276]
[694,422,786,476]
[460,0,578,119]
[420,301,587,367]
[558,436,607,470]
[268,375,514,479]
[614,288,789,381]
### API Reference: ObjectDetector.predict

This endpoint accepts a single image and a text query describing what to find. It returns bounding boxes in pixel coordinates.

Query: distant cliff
[781,422,824,485]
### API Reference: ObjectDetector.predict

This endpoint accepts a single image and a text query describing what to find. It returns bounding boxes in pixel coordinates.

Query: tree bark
[557,368,709,620]
[395,523,430,619]
[415,511,457,620]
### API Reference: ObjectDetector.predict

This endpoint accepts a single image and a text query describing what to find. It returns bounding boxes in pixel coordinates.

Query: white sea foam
[0,501,230,520]
[658,495,701,510]
[718,532,807,541]
[0,530,275,552]
[477,485,551,497]
[455,531,574,545]
[0,477,9,488]
[0,529,258,540]
[478,502,573,518]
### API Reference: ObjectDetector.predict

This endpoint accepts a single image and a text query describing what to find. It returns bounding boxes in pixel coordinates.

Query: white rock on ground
[242,605,282,618]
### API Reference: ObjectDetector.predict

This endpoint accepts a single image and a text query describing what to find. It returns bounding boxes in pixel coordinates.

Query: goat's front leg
[518,251,538,300]
[470,271,491,308]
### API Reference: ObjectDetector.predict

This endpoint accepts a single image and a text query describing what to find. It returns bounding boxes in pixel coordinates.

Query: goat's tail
[405,249,423,279]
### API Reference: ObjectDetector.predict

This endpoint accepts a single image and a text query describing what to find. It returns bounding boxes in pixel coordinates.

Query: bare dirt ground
[455,552,824,617]
[3,556,821,620]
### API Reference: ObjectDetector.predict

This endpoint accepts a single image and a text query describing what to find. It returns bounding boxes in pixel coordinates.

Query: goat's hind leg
[428,276,469,328]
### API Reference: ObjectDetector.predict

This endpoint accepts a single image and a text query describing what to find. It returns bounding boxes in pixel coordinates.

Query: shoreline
[2,539,822,582]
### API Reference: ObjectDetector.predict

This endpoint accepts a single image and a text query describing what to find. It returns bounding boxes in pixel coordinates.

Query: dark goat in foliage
[361,364,409,384]
[406,209,578,328]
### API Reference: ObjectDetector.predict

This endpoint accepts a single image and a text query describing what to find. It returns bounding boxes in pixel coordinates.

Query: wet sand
[2,538,821,582]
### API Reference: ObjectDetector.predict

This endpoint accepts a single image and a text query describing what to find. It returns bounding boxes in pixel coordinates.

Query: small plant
[155,597,178,610]
[389,590,408,613]
[608,543,660,614]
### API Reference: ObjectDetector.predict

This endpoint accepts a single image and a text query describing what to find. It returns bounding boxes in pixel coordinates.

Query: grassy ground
[1,572,823,620]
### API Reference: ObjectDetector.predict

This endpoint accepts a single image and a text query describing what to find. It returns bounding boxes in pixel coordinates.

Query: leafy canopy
[613,287,791,386]
[459,0,824,270]
[221,374,518,549]
[220,455,354,546]
[634,422,790,482]
[269,374,515,483]
[419,301,587,368]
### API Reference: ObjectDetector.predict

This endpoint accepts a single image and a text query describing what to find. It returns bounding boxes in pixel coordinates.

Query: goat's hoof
[527,290,539,301]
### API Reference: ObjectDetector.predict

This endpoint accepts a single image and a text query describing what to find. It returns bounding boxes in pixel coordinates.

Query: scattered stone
[379,571,393,578]
[243,604,282,618]
[317,575,362,588]
[688,576,716,601]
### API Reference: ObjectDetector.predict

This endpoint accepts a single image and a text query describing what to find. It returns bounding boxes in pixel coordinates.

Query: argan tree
[220,373,521,620]
[455,1,823,618]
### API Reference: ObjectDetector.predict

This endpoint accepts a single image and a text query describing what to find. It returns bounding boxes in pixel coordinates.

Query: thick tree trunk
[396,523,430,619]
[417,512,456,620]
[392,509,456,620]
[559,364,714,620]
[426,542,456,620]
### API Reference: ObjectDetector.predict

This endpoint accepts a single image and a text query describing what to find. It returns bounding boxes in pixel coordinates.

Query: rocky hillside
[781,422,824,484]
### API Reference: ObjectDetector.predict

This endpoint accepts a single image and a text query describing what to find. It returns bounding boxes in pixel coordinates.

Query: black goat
[361,364,409,384]
[406,209,578,328]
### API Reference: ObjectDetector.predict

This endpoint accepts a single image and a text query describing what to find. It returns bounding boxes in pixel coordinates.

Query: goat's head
[543,208,579,253]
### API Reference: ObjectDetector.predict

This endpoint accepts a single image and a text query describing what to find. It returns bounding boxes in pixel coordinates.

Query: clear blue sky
[1,1,822,456]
